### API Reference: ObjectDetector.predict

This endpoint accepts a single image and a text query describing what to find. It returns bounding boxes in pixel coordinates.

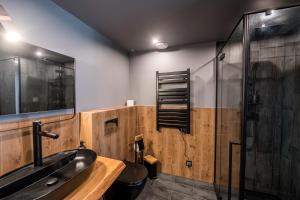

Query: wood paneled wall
[0,105,241,187]
[215,108,241,188]
[0,114,80,176]
[80,107,138,162]
[0,106,240,186]
[79,106,240,185]
[137,106,215,183]
[79,106,216,183]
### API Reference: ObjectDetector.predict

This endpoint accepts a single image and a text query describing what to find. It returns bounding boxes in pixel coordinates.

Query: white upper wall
[129,42,216,108]
[0,0,130,112]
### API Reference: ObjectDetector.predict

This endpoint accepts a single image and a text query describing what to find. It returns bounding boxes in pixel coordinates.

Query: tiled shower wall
[247,34,300,199]
[0,56,17,115]
[0,56,74,116]
[20,58,74,113]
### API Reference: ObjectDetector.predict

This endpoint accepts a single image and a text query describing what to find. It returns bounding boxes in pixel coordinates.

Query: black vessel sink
[0,148,97,200]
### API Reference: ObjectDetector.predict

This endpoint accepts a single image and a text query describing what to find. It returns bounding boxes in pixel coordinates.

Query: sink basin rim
[0,148,97,200]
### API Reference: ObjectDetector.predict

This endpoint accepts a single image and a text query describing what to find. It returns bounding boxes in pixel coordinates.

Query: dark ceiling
[52,0,300,52]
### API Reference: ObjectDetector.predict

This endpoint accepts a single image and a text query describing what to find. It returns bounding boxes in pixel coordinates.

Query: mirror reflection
[0,31,75,116]
[0,50,18,115]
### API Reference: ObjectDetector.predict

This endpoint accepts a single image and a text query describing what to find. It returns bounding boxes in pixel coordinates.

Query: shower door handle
[228,141,241,200]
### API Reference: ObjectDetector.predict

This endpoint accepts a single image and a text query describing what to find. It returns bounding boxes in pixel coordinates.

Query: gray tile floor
[136,173,217,200]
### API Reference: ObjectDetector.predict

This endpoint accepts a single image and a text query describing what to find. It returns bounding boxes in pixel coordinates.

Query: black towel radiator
[156,69,190,133]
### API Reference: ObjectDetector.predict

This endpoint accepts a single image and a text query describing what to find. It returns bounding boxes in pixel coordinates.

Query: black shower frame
[213,3,300,200]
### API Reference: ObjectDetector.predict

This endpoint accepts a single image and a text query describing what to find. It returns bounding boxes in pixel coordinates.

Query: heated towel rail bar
[156,69,190,133]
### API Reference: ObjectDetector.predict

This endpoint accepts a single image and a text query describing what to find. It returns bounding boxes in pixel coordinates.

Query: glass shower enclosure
[215,4,300,200]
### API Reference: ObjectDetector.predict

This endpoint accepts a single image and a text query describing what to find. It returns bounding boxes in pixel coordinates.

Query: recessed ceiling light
[262,24,266,28]
[14,57,18,64]
[4,31,21,43]
[155,42,168,50]
[265,9,274,16]
[152,38,159,44]
[35,51,43,57]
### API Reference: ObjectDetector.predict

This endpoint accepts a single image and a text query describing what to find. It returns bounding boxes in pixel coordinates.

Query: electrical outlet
[186,160,192,168]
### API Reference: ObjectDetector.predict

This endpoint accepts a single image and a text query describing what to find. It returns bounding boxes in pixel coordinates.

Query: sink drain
[46,178,59,186]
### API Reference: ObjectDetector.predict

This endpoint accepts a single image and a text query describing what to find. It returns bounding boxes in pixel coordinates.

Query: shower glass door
[215,19,244,200]
[245,5,300,200]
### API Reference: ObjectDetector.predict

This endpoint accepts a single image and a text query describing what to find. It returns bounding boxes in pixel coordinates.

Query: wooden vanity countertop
[64,156,125,200]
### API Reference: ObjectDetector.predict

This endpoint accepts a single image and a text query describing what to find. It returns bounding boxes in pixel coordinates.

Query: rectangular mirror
[0,30,75,116]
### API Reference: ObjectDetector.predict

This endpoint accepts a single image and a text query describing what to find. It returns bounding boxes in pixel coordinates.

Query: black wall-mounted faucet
[32,121,59,166]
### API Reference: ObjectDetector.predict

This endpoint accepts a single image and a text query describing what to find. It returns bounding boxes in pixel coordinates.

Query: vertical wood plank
[0,114,80,176]
[137,106,216,183]
[80,107,138,162]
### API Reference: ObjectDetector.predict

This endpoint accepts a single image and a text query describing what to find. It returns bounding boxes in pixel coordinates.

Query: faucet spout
[41,131,59,139]
[32,121,59,166]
